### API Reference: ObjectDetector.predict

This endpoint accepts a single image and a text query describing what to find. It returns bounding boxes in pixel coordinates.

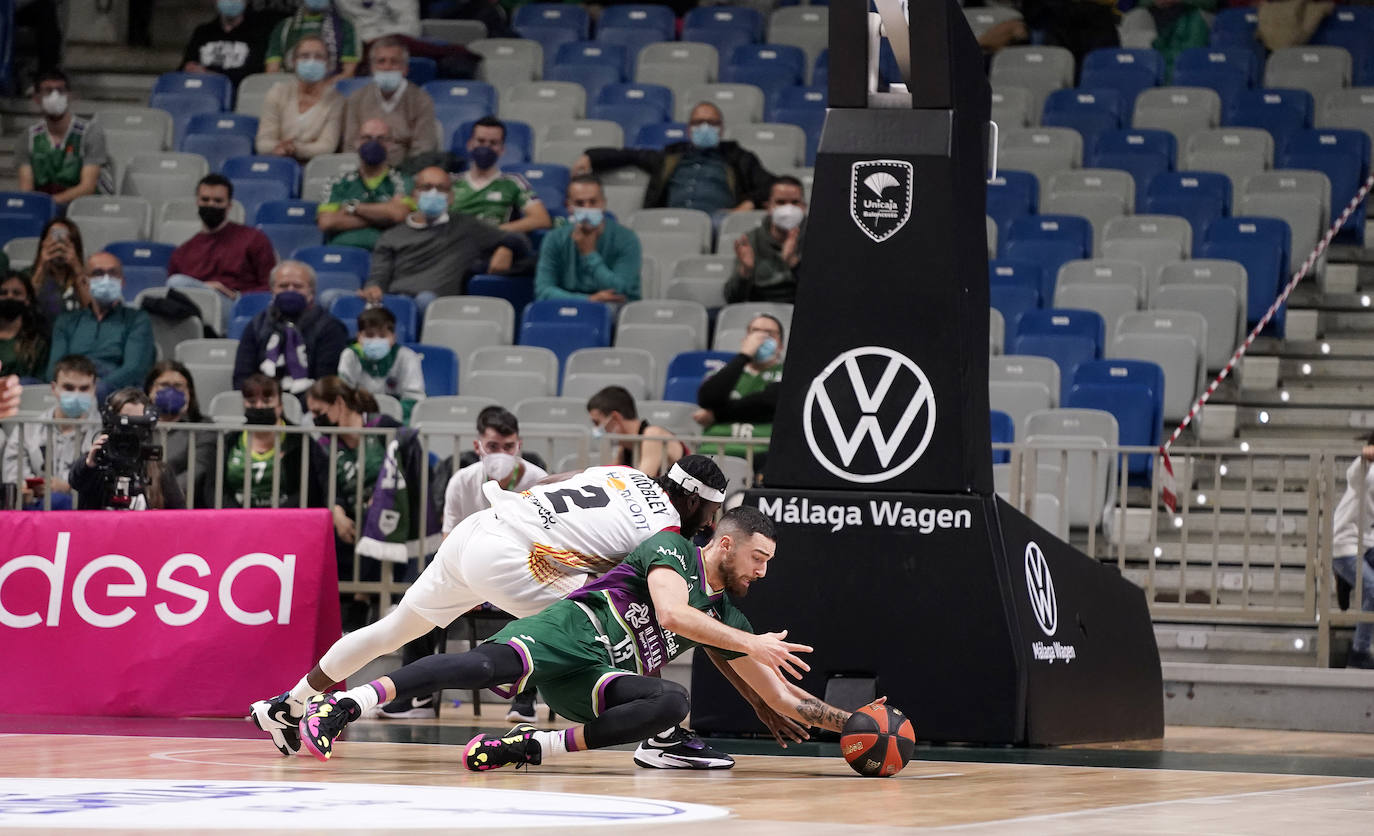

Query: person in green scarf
[336,306,424,421]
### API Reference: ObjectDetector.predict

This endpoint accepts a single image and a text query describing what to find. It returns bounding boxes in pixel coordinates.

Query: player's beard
[720,545,751,597]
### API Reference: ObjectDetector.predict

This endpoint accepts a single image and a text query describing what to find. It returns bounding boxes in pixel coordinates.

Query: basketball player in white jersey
[251,455,763,767]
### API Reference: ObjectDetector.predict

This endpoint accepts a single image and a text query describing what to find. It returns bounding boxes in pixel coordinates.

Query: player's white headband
[667,463,726,503]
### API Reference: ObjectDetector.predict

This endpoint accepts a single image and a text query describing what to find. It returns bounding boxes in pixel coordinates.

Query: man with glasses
[340,36,437,167]
[573,102,776,215]
[317,118,413,251]
[44,254,155,396]
[362,166,529,312]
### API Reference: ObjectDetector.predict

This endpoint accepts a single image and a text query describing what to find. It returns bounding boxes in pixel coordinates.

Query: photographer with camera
[69,387,185,510]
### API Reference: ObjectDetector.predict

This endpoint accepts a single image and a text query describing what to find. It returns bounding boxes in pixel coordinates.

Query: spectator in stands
[1,353,98,510]
[337,306,424,419]
[70,387,186,510]
[534,174,641,303]
[144,360,213,500]
[45,253,155,394]
[453,117,551,234]
[586,385,687,478]
[335,0,482,79]
[1021,0,1120,67]
[233,260,351,397]
[256,35,346,162]
[0,272,51,381]
[694,314,784,464]
[181,0,275,87]
[200,372,314,508]
[167,174,278,325]
[1331,435,1374,669]
[1140,0,1213,75]
[17,70,111,207]
[574,102,775,215]
[317,118,412,250]
[29,218,85,323]
[340,37,437,166]
[726,175,806,305]
[364,166,527,309]
[441,405,547,535]
[264,0,359,79]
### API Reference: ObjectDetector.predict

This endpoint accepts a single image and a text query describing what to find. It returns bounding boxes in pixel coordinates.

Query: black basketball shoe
[299,693,362,762]
[248,692,302,757]
[633,726,735,769]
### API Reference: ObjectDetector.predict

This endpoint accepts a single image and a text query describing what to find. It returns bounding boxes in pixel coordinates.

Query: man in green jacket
[45,253,155,395]
[726,175,806,304]
[534,175,642,303]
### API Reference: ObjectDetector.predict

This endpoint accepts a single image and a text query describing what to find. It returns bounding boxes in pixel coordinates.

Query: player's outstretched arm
[704,647,809,746]
[727,655,853,733]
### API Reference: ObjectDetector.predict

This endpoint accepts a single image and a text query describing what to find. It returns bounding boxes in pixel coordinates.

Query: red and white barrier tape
[1159,173,1374,513]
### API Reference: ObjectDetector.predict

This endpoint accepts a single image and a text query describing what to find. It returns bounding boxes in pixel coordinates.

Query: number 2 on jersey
[545,485,611,513]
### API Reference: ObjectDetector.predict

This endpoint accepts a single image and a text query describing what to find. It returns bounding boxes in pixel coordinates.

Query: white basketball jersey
[482,466,681,573]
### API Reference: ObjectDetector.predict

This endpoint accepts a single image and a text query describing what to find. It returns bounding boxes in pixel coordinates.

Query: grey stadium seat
[768,6,829,83]
[1151,283,1241,371]
[470,38,543,87]
[1264,47,1352,104]
[615,323,700,395]
[208,390,303,424]
[1239,191,1323,275]
[136,287,222,339]
[636,41,719,91]
[174,338,239,365]
[420,18,487,45]
[462,345,558,403]
[601,166,651,223]
[964,5,1023,40]
[235,73,278,117]
[639,400,699,435]
[998,127,1083,186]
[1039,192,1123,254]
[990,307,1005,355]
[1110,323,1205,423]
[1047,168,1136,216]
[1023,407,1119,528]
[716,211,767,251]
[714,302,792,348]
[678,83,765,125]
[66,195,153,253]
[989,46,1074,117]
[618,299,709,347]
[1056,259,1147,304]
[989,354,1061,407]
[121,153,209,202]
[727,123,806,171]
[302,153,360,202]
[562,347,656,401]
[1244,169,1331,229]
[628,208,713,254]
[990,379,1053,438]
[1183,128,1273,196]
[424,295,516,343]
[1132,87,1221,148]
[537,120,623,168]
[520,422,591,470]
[503,80,587,121]
[515,396,587,426]
[1054,282,1140,346]
[3,237,39,272]
[991,86,1033,129]
[156,199,245,246]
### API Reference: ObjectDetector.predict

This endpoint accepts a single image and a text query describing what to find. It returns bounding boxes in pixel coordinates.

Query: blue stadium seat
[729,44,806,85]
[314,270,360,297]
[596,27,668,76]
[555,41,628,79]
[599,4,675,37]
[223,155,301,198]
[521,321,607,376]
[1083,48,1165,84]
[1201,217,1289,334]
[1211,7,1259,40]
[515,25,581,75]
[1012,308,1106,403]
[597,82,673,119]
[0,192,56,247]
[423,80,499,114]
[403,343,459,396]
[468,273,534,316]
[635,122,688,149]
[330,294,419,342]
[408,57,437,86]
[1224,89,1313,154]
[104,240,175,268]
[989,257,1045,300]
[719,64,796,107]
[149,92,223,147]
[1171,66,1248,114]
[682,25,752,66]
[684,6,763,42]
[1005,214,1093,258]
[1175,46,1261,86]
[1041,88,1123,155]
[664,350,735,402]
[1142,193,1224,250]
[769,85,826,118]
[503,162,570,209]
[1280,129,1370,245]
[1094,127,1177,165]
[254,198,316,226]
[1076,66,1156,113]
[986,170,1039,240]
[1147,170,1233,214]
[812,49,828,90]
[522,299,614,343]
[180,133,251,173]
[1002,241,1084,302]
[1311,27,1374,85]
[990,409,1014,464]
[452,120,533,165]
[152,72,232,109]
[588,103,665,148]
[237,179,293,223]
[258,223,324,260]
[183,112,258,140]
[334,78,371,98]
[294,245,371,282]
[1089,129,1177,204]
[989,283,1041,340]
[230,292,273,322]
[121,266,166,302]
[435,102,493,148]
[513,2,590,39]
[545,63,624,106]
[1068,359,1164,480]
[769,106,824,165]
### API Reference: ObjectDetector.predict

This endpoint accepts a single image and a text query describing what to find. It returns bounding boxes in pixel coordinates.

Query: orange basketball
[840,702,916,777]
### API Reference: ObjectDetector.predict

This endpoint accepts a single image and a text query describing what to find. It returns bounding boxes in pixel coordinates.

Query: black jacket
[232,303,350,392]
[586,141,776,210]
[696,354,781,424]
[70,456,187,510]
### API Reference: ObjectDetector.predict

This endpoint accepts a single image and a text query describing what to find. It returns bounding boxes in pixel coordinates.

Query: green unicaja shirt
[317,167,413,250]
[700,363,784,458]
[18,117,109,192]
[450,171,537,226]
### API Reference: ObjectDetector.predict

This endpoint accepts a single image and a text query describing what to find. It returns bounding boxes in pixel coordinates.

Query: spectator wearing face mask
[727,176,806,305]
[45,253,155,395]
[363,166,528,311]
[264,0,359,80]
[181,0,275,88]
[143,360,215,499]
[694,314,785,464]
[340,37,436,168]
[257,35,346,162]
[452,116,550,234]
[233,260,351,397]
[534,174,640,304]
[441,405,547,535]
[0,272,51,381]
[17,70,112,206]
[317,118,412,250]
[572,101,775,215]
[167,174,278,330]
[337,306,424,420]
[1,353,99,510]
[200,372,316,508]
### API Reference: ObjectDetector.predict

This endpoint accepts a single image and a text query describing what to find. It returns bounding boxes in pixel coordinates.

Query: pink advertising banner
[0,509,339,717]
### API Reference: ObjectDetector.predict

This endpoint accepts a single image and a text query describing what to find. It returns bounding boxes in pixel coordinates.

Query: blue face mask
[571,207,604,227]
[295,58,327,83]
[217,0,245,17]
[59,391,93,418]
[88,275,122,305]
[373,70,403,93]
[417,189,448,219]
[361,337,391,361]
[690,123,721,149]
[754,336,778,365]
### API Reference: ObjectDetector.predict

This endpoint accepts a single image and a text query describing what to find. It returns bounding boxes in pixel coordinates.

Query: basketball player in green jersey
[299,506,859,769]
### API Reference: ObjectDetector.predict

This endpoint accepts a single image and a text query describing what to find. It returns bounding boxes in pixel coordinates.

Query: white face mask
[771,203,804,231]
[481,451,519,482]
[41,90,68,118]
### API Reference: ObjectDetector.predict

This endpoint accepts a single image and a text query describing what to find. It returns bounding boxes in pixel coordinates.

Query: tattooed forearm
[795,698,851,732]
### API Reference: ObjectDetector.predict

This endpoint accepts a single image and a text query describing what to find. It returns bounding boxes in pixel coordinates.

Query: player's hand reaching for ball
[749,629,812,680]
[752,698,810,747]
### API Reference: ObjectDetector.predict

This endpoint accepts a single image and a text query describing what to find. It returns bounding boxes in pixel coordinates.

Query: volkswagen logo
[1024,541,1057,636]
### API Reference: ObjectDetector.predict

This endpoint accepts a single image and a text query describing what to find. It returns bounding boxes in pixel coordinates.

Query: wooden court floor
[4,710,1374,834]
